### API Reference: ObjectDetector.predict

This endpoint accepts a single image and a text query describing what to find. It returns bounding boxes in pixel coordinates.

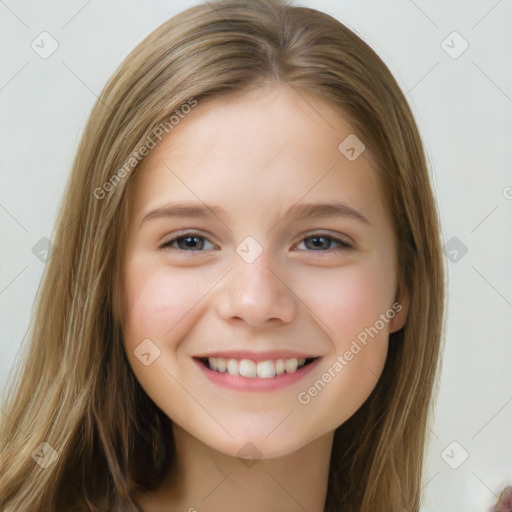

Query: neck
[135,424,334,512]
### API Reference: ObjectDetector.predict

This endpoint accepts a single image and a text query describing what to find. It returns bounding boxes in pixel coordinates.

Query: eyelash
[160,231,353,255]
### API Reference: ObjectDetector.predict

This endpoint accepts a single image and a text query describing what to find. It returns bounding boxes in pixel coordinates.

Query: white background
[1,1,511,511]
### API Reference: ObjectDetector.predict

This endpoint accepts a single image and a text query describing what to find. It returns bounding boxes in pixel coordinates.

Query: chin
[200,426,323,461]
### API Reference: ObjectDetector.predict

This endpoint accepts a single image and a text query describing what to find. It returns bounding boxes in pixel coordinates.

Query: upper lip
[193,351,319,361]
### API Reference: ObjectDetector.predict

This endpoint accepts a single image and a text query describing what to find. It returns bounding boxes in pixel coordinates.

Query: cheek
[122,260,202,345]
[289,258,394,431]
[296,256,397,344]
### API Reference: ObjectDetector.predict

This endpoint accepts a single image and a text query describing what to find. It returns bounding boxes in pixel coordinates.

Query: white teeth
[239,359,257,378]
[284,358,298,373]
[256,360,276,379]
[204,357,309,378]
[216,357,226,372]
[227,359,238,375]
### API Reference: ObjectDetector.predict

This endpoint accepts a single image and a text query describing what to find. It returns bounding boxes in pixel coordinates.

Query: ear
[388,284,409,334]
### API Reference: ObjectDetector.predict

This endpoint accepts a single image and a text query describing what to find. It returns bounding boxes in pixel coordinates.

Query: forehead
[129,83,390,229]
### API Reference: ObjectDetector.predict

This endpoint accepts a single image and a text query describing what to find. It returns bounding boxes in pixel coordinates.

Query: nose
[216,249,297,328]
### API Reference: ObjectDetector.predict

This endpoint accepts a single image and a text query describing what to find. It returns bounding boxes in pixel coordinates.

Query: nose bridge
[236,246,279,293]
[217,242,296,326]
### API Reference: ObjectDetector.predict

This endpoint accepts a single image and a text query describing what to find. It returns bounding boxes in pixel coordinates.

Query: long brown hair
[0,1,445,510]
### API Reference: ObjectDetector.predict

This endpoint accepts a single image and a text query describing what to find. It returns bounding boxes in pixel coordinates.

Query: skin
[121,82,409,512]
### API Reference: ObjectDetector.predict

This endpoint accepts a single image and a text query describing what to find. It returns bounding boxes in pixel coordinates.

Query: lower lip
[194,358,321,392]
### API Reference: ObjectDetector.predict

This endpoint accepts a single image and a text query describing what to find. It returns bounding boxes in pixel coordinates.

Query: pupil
[184,236,200,249]
[309,236,327,249]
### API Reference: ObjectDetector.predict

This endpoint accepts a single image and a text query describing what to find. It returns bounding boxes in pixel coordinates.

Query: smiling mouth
[197,356,317,379]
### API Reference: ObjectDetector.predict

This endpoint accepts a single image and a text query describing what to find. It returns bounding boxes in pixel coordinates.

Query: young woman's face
[120,83,408,459]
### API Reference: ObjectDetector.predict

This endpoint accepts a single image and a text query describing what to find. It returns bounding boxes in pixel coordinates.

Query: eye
[160,232,216,252]
[160,231,352,254]
[294,234,353,253]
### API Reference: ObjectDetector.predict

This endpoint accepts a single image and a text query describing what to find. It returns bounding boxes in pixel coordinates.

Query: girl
[0,1,448,510]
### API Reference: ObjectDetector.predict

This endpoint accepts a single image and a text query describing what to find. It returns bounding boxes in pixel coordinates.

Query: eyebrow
[138,200,370,229]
